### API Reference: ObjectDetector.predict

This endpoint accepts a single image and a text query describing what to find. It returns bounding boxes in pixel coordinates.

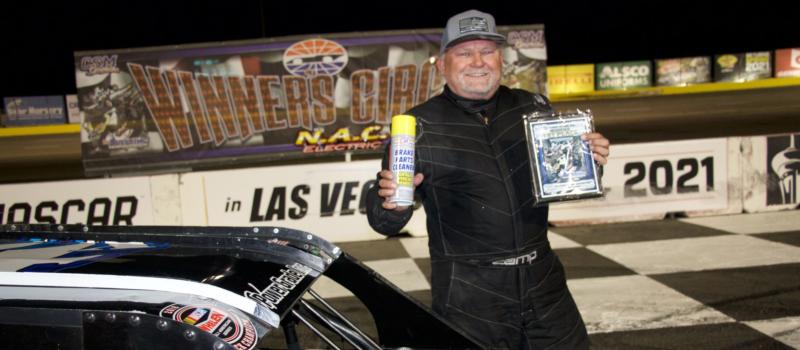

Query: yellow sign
[548,64,595,95]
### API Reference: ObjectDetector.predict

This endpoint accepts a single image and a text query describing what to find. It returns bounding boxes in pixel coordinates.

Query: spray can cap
[391,115,416,136]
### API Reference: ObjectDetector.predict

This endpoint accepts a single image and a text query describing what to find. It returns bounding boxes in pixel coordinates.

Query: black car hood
[0,224,482,350]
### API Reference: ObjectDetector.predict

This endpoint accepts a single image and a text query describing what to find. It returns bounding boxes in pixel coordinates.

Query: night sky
[2,0,798,99]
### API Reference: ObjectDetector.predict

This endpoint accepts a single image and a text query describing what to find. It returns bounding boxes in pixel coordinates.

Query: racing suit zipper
[478,110,526,316]
[476,112,520,253]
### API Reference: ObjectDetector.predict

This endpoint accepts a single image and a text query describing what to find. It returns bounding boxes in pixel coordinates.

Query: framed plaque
[524,110,604,204]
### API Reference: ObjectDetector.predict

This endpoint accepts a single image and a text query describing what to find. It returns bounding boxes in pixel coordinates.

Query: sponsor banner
[595,60,652,90]
[2,96,66,126]
[655,56,711,86]
[742,133,800,212]
[0,176,155,225]
[66,94,81,124]
[548,64,595,94]
[550,138,735,225]
[714,51,772,82]
[775,48,800,78]
[181,159,427,242]
[75,25,546,176]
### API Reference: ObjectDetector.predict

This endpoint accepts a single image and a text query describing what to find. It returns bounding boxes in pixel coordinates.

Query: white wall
[2,133,796,242]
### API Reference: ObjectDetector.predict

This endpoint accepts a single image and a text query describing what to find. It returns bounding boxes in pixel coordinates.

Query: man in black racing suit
[366,9,610,350]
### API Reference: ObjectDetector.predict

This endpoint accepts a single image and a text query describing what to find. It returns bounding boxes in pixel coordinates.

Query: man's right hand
[377,170,424,211]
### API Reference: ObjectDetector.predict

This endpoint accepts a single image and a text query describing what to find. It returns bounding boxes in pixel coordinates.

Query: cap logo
[458,17,489,34]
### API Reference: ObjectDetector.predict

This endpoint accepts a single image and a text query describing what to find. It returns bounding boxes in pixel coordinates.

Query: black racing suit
[366,86,589,349]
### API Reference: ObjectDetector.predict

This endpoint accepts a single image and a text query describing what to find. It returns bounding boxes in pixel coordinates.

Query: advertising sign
[595,60,652,90]
[66,94,81,124]
[766,133,800,206]
[75,26,547,176]
[548,64,594,94]
[714,51,771,82]
[655,57,711,86]
[775,48,800,77]
[2,96,66,126]
[181,159,427,242]
[0,177,156,225]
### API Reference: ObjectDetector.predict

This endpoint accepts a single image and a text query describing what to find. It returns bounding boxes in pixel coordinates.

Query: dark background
[1,0,798,99]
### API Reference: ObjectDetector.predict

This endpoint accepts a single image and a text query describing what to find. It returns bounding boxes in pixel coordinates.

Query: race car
[0,224,481,349]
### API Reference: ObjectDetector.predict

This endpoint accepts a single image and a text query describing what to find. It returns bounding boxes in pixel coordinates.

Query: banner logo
[507,30,545,49]
[160,304,257,350]
[792,49,800,69]
[0,196,139,225]
[80,55,120,75]
[459,17,489,34]
[283,39,348,77]
[716,55,738,69]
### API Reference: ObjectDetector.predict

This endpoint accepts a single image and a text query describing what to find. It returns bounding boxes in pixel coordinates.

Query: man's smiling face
[437,39,503,100]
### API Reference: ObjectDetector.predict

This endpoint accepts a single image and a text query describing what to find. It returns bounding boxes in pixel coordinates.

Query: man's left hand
[582,132,610,166]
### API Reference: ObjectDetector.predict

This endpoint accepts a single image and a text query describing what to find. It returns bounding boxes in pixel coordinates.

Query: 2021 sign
[623,157,715,198]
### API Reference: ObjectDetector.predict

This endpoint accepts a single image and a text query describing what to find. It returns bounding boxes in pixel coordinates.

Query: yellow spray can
[389,115,416,206]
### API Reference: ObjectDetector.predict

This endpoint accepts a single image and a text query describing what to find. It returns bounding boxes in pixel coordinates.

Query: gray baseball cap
[440,9,506,54]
